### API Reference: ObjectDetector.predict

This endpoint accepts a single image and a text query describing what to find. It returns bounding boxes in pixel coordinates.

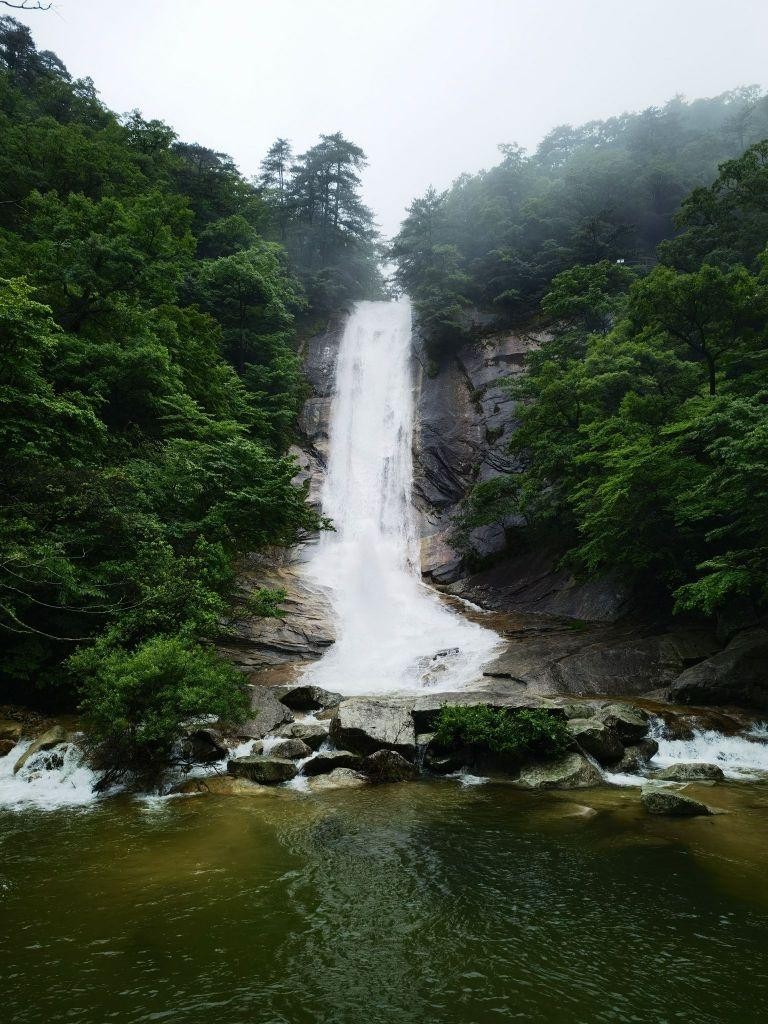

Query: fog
[14,0,768,237]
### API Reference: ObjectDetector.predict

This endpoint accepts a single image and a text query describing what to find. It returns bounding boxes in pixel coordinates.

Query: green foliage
[434,705,572,760]
[75,635,248,779]
[0,17,342,760]
[243,587,288,620]
[456,141,768,622]
[258,131,384,313]
[392,89,768,349]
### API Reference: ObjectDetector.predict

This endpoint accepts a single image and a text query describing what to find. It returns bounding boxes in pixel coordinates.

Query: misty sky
[14,0,768,237]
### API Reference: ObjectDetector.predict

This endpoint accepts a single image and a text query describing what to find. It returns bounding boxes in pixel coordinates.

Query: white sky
[13,0,768,238]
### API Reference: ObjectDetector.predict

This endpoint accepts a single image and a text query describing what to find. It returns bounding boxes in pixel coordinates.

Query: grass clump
[434,705,571,760]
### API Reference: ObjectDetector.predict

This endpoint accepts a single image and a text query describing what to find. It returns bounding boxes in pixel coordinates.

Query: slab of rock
[276,684,343,711]
[330,698,416,758]
[269,738,312,760]
[275,721,328,751]
[598,703,649,744]
[641,786,712,817]
[13,725,67,774]
[517,752,604,790]
[307,768,368,792]
[171,776,271,796]
[669,628,768,711]
[567,718,624,765]
[654,762,725,782]
[227,755,297,784]
[301,750,362,776]
[237,687,294,740]
[361,749,419,784]
[612,739,659,773]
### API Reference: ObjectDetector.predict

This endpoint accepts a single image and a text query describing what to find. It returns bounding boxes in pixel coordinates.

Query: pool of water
[2,780,767,1024]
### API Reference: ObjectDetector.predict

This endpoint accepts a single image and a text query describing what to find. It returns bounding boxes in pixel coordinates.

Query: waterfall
[301,298,500,695]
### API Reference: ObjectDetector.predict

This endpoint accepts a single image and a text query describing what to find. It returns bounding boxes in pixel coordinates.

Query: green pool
[1,780,767,1024]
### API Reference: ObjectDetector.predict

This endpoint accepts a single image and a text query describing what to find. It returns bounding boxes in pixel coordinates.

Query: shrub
[74,635,248,783]
[244,587,288,619]
[433,705,571,760]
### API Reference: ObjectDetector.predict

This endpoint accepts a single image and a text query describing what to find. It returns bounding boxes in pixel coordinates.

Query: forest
[0,16,380,769]
[392,96,768,626]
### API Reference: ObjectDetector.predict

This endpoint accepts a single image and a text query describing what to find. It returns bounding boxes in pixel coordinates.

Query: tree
[628,264,767,395]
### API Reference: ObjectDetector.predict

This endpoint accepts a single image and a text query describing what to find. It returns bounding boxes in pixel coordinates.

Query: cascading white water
[300,298,501,695]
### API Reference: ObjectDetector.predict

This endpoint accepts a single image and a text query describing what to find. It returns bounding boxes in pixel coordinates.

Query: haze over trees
[417,128,768,622]
[0,17,379,770]
[392,88,768,346]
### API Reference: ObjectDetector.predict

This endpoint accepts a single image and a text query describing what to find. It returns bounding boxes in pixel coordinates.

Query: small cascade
[650,718,768,779]
[300,298,501,695]
[0,738,100,811]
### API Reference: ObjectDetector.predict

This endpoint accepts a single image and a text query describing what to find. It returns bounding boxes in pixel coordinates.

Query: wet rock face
[640,786,712,817]
[668,628,768,712]
[412,328,532,583]
[218,550,335,673]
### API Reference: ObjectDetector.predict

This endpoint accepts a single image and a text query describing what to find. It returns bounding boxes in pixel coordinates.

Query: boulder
[269,738,312,760]
[517,752,604,790]
[276,684,343,711]
[361,749,418,784]
[598,703,649,744]
[641,786,712,817]
[611,739,659,773]
[184,727,227,762]
[237,687,294,739]
[13,725,66,774]
[668,628,768,711]
[275,721,328,751]
[307,768,368,792]
[227,755,297,784]
[567,718,624,765]
[410,691,559,732]
[302,750,362,776]
[330,698,416,758]
[654,762,725,782]
[0,738,16,757]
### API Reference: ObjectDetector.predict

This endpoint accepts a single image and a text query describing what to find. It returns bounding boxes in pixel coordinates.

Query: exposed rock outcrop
[668,628,768,712]
[302,750,362,776]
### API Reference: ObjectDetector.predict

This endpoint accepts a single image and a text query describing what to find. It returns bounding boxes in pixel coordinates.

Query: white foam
[0,737,100,811]
[651,724,768,780]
